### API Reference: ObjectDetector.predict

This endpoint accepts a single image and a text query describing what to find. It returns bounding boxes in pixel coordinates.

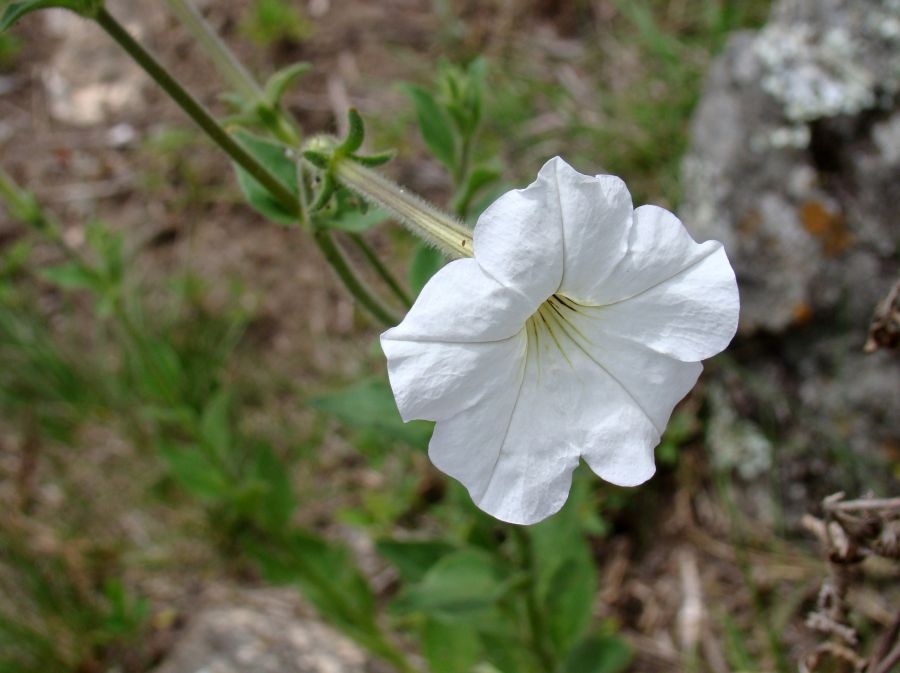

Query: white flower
[381,157,739,525]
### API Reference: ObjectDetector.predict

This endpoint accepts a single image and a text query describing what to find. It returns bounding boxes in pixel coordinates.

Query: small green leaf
[392,548,507,620]
[200,389,232,452]
[263,61,311,107]
[252,441,295,531]
[0,0,98,32]
[350,150,395,167]
[39,262,104,293]
[403,84,457,172]
[376,539,455,583]
[339,108,365,154]
[309,378,432,448]
[561,634,632,673]
[159,443,229,502]
[409,242,444,295]
[230,130,299,225]
[454,165,500,218]
[421,617,482,673]
[545,558,595,656]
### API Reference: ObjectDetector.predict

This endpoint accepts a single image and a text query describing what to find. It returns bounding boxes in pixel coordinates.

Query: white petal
[473,158,564,305]
[383,258,533,343]
[544,159,635,303]
[429,330,579,525]
[583,205,729,305]
[382,331,526,423]
[586,244,739,362]
[561,309,704,433]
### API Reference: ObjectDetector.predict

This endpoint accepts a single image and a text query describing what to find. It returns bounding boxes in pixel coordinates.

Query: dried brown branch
[801,493,900,673]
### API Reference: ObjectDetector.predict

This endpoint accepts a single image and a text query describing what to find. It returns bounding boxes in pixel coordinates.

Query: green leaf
[251,441,295,531]
[159,443,230,502]
[230,130,299,225]
[392,548,507,620]
[529,479,598,657]
[561,634,632,673]
[421,617,481,673]
[454,165,500,218]
[200,389,232,453]
[350,150,395,167]
[409,243,444,295]
[327,206,390,233]
[376,539,455,583]
[339,108,365,154]
[403,84,457,172]
[309,378,432,448]
[263,61,311,107]
[39,262,104,293]
[545,558,595,656]
[0,0,97,32]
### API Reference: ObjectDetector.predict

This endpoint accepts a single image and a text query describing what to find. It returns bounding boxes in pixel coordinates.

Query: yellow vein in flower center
[537,296,663,434]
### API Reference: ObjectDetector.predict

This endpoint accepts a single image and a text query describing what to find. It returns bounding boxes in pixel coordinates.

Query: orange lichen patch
[792,302,814,324]
[737,209,762,237]
[800,201,853,256]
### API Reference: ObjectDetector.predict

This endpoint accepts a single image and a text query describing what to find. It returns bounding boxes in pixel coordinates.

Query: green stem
[348,234,413,308]
[95,8,300,220]
[511,526,555,672]
[313,230,399,327]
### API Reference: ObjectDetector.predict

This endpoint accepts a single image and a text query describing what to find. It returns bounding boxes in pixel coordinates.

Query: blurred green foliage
[240,0,313,47]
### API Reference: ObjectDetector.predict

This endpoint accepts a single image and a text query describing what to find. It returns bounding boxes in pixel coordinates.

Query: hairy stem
[335,159,473,259]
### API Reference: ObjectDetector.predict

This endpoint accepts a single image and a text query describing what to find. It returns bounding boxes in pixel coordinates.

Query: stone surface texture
[681,0,900,500]
[151,589,375,673]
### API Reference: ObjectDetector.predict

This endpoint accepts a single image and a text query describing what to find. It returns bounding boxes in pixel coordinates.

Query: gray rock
[152,589,372,673]
[682,0,900,497]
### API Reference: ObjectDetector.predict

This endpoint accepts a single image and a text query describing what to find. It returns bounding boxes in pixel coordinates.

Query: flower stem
[347,234,413,308]
[94,7,300,220]
[511,526,556,671]
[334,159,474,259]
[163,0,262,103]
[313,230,400,326]
[162,0,300,146]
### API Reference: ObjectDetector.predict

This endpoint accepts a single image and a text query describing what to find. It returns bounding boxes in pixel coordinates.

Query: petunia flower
[380,157,739,525]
